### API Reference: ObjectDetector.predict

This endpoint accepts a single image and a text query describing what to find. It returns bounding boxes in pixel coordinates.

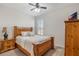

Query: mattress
[16,35,50,55]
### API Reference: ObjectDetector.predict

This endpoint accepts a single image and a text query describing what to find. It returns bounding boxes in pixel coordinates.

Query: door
[35,19,44,35]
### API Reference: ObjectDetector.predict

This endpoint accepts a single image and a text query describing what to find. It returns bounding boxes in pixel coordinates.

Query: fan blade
[30,8,36,11]
[40,7,47,9]
[29,3,35,6]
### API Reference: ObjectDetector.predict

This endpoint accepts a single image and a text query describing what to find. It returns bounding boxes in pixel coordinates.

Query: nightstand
[0,39,15,53]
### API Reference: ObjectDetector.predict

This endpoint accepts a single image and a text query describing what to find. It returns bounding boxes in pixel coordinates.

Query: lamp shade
[2,27,7,33]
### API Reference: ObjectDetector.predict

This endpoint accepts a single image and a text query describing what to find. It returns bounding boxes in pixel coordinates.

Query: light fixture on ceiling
[34,8,40,12]
[29,3,47,12]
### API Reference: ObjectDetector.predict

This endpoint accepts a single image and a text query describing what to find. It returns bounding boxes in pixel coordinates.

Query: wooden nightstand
[0,39,15,53]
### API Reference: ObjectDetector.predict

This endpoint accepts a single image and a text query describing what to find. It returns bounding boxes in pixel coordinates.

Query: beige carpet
[0,47,64,56]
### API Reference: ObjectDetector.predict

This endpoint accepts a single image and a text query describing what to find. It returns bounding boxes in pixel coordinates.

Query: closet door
[65,22,74,56]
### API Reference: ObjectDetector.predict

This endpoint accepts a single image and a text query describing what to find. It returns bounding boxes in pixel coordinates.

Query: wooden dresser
[65,20,79,56]
[0,39,15,53]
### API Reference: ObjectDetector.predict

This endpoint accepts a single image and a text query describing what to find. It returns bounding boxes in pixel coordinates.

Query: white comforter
[16,35,50,55]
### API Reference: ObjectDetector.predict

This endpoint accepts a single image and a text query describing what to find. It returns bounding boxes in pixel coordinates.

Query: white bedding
[16,35,50,55]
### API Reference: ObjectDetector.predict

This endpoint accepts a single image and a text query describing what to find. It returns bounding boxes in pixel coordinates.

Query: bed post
[51,37,54,49]
[33,44,38,56]
[14,26,17,39]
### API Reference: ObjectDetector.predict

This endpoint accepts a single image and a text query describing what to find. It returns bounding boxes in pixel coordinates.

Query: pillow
[21,32,34,36]
[21,32,29,36]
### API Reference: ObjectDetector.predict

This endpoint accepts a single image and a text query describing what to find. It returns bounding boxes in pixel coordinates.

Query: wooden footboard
[33,37,54,56]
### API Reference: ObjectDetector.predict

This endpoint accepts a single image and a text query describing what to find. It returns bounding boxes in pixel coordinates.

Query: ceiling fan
[29,3,47,12]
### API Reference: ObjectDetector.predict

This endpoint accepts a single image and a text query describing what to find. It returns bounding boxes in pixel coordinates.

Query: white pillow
[21,32,34,36]
[21,32,29,36]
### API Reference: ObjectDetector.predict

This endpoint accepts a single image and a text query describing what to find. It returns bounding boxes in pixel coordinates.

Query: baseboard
[55,44,64,48]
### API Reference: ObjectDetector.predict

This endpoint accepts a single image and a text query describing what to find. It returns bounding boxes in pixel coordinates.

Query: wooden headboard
[14,26,32,39]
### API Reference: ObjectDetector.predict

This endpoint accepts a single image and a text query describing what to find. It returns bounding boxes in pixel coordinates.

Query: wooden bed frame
[14,26,54,56]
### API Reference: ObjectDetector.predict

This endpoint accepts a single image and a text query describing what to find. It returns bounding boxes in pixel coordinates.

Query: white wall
[35,4,79,47]
[1,3,79,48]
[0,5,34,40]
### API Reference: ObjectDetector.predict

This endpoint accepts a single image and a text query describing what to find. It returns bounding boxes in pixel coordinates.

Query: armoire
[65,20,79,56]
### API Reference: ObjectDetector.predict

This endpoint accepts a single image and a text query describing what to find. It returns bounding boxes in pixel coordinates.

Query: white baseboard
[55,44,64,48]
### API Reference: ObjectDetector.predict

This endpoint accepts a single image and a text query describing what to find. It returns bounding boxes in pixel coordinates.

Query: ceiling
[0,3,53,16]
[0,3,79,16]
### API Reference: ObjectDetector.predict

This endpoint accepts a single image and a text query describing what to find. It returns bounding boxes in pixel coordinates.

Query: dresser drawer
[4,41,10,46]
[4,40,14,45]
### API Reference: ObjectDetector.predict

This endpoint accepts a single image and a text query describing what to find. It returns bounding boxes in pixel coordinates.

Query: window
[36,19,44,35]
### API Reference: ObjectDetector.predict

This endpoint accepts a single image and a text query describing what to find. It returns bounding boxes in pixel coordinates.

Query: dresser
[0,39,15,53]
[65,20,79,56]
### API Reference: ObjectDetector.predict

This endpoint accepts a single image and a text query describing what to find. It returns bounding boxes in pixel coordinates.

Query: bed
[14,26,54,56]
